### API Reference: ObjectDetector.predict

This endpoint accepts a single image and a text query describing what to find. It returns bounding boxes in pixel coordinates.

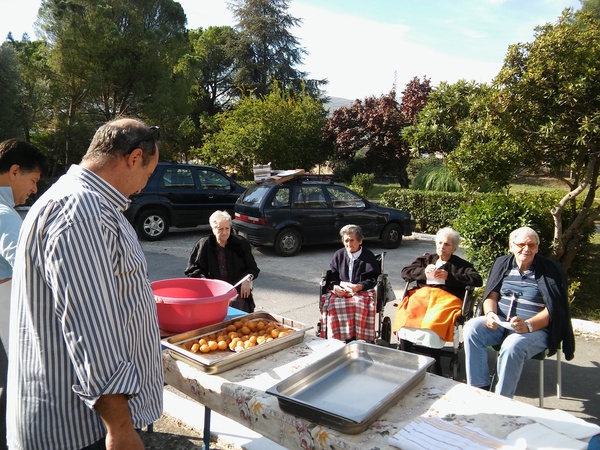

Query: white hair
[209,210,232,228]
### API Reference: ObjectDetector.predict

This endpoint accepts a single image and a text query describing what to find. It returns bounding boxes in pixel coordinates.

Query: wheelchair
[394,279,476,379]
[317,252,393,346]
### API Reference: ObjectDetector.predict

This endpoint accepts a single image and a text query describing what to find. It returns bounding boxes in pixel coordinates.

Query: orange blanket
[393,286,462,342]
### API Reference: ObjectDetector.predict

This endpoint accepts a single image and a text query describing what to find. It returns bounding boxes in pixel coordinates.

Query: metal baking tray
[266,342,434,434]
[162,312,311,374]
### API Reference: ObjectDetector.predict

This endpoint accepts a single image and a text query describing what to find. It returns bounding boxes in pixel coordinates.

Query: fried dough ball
[184,320,295,354]
[270,328,280,338]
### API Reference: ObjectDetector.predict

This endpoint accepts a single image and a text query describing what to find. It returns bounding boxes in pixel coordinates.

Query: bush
[381,189,474,234]
[454,192,564,275]
[412,163,462,192]
[406,156,440,181]
[349,173,375,197]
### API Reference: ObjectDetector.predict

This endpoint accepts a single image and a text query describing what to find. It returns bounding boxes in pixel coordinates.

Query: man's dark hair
[0,138,48,175]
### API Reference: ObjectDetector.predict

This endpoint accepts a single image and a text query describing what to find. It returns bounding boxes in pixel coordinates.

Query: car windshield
[239,184,272,205]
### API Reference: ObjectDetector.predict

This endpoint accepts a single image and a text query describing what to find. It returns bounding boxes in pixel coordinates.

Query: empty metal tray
[266,341,434,434]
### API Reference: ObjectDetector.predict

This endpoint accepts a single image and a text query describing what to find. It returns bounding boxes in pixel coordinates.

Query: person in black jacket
[185,210,259,312]
[464,226,575,398]
[319,224,381,342]
[394,227,482,374]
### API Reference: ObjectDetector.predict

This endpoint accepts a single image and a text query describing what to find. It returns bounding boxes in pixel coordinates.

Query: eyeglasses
[127,126,160,154]
[512,241,538,250]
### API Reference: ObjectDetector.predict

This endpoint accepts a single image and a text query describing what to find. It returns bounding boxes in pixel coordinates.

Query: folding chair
[489,343,562,408]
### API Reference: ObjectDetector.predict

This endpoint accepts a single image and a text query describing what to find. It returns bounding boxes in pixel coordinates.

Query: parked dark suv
[232,176,416,256]
[124,162,245,241]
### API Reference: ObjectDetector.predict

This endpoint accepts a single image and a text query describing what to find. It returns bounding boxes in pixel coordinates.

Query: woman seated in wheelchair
[394,227,482,373]
[319,224,380,343]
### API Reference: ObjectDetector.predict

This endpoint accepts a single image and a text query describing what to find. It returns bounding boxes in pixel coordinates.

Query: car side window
[294,186,326,208]
[270,187,290,208]
[199,169,232,191]
[161,168,194,188]
[325,185,365,208]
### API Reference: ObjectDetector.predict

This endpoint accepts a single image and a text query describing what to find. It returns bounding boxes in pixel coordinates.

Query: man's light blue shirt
[0,186,21,279]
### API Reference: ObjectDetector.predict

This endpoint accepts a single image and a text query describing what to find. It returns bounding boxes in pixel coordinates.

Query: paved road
[142,228,600,435]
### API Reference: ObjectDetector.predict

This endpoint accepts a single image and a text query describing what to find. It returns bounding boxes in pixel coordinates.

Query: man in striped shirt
[464,226,575,398]
[7,118,163,450]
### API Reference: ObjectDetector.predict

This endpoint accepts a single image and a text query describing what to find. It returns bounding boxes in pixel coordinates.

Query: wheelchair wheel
[381,316,392,344]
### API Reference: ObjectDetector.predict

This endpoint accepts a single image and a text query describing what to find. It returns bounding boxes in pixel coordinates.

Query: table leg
[203,406,211,450]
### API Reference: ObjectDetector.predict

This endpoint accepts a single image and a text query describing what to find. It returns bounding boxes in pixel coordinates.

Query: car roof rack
[288,174,334,183]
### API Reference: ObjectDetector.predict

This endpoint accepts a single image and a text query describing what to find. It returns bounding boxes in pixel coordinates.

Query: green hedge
[382,188,593,277]
[380,189,474,234]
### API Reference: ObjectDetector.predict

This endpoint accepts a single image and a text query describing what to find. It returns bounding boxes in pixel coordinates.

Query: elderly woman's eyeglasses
[512,241,538,249]
[127,126,160,154]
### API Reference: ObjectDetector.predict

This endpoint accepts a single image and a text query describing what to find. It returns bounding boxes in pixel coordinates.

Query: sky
[0,0,582,100]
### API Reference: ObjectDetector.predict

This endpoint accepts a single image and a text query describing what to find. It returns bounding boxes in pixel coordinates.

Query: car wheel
[381,223,403,249]
[136,209,169,241]
[274,228,302,256]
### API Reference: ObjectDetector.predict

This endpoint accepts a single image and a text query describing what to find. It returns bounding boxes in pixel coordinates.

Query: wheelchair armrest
[375,273,388,311]
[461,285,476,319]
[320,269,334,296]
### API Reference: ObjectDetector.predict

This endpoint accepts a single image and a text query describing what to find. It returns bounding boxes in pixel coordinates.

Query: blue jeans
[464,316,549,398]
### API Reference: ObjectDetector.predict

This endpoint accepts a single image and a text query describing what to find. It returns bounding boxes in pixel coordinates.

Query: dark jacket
[185,234,259,312]
[482,254,575,361]
[401,253,483,300]
[328,247,380,291]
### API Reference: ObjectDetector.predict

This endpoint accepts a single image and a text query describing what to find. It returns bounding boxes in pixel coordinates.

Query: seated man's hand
[485,311,500,330]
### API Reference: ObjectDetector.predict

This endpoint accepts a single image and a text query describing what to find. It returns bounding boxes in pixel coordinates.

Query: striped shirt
[7,165,164,450]
[497,262,545,321]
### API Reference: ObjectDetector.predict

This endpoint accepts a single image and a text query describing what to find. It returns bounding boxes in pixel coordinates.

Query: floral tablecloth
[162,336,598,450]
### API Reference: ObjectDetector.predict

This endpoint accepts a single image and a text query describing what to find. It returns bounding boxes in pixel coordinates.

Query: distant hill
[323,96,355,115]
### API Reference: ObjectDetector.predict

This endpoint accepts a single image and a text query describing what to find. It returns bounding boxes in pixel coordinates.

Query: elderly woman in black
[394,227,482,374]
[185,210,260,312]
[319,224,381,342]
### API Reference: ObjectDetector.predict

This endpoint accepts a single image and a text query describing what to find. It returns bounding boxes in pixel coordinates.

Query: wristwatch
[525,320,533,333]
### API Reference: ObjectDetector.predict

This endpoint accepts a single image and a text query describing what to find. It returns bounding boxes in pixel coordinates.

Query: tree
[492,9,600,272]
[323,77,431,186]
[229,0,326,98]
[580,0,600,17]
[403,79,484,156]
[185,26,239,116]
[36,0,190,164]
[196,84,330,176]
[445,84,521,192]
[0,43,24,140]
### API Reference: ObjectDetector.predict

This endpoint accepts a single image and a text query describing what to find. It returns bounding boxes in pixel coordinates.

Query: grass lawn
[569,230,600,322]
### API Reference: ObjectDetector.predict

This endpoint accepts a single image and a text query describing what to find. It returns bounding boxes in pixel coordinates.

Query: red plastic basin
[152,278,238,333]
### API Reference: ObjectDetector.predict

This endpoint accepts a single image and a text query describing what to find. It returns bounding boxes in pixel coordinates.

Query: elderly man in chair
[464,226,575,398]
